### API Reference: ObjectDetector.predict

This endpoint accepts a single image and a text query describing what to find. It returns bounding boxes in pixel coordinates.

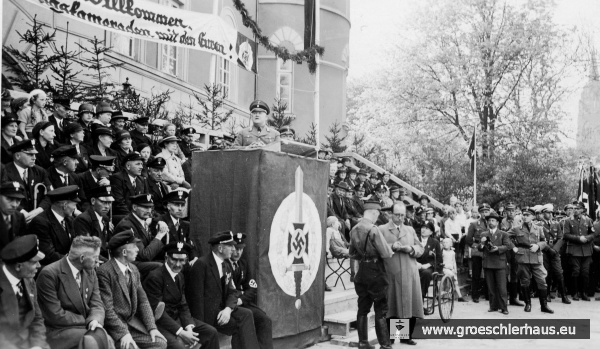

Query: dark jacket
[466,218,488,258]
[142,265,194,335]
[1,162,51,212]
[478,229,510,269]
[330,193,349,221]
[185,253,238,327]
[227,258,257,306]
[416,236,442,272]
[109,171,149,216]
[129,130,152,150]
[34,140,60,170]
[30,209,74,266]
[48,115,68,145]
[509,223,547,264]
[147,176,169,217]
[0,211,27,249]
[73,207,111,260]
[154,213,198,259]
[563,216,597,257]
[114,213,164,262]
[0,263,49,349]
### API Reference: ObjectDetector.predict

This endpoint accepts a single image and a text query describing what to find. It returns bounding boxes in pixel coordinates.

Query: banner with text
[32,0,252,69]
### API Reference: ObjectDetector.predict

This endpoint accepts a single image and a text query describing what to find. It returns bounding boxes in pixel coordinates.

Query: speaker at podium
[190,148,328,346]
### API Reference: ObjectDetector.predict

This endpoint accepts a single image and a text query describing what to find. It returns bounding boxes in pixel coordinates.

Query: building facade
[2,0,349,144]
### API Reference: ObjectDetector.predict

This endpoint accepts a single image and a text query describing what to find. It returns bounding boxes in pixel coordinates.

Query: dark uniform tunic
[563,215,597,295]
[233,125,280,147]
[466,218,488,300]
[537,219,564,290]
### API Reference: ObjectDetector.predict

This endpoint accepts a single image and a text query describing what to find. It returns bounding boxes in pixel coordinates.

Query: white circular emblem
[238,41,254,72]
[269,192,322,299]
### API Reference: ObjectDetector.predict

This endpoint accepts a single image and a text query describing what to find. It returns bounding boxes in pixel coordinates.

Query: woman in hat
[1,115,23,163]
[111,130,134,166]
[11,97,30,139]
[18,89,51,139]
[87,127,120,172]
[136,142,153,178]
[76,103,95,145]
[156,136,191,190]
[33,121,59,169]
[334,168,347,186]
[161,123,185,161]
[64,122,90,173]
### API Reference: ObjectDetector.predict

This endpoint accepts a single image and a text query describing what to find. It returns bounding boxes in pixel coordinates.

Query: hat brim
[32,251,45,262]
[167,199,186,204]
[2,192,25,199]
[135,203,154,207]
[18,149,39,154]
[97,196,115,202]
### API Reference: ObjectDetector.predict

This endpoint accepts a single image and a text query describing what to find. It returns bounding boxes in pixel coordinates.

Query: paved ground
[312,295,599,349]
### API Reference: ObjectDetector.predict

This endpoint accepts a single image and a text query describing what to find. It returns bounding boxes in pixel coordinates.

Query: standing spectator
[0,235,49,349]
[48,97,71,145]
[442,238,466,302]
[444,206,462,244]
[478,212,510,314]
[466,204,491,303]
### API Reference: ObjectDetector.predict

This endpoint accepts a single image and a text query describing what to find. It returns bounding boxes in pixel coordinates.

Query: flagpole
[314,0,320,145]
[473,126,477,208]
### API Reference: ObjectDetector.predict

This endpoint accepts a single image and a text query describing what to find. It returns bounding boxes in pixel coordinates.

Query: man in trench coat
[379,202,424,345]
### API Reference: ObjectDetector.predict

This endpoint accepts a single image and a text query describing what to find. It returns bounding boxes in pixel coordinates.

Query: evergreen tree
[267,96,294,130]
[299,122,318,146]
[325,120,347,152]
[44,23,82,99]
[4,15,60,91]
[77,36,123,103]
[193,83,234,130]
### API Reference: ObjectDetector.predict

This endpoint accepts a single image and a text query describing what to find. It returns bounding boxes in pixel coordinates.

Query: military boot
[571,277,580,301]
[374,316,392,349]
[509,282,524,306]
[558,278,571,304]
[539,290,554,314]
[357,316,374,349]
[522,287,531,312]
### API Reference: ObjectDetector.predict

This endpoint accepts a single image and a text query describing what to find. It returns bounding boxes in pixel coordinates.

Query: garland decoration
[232,0,325,73]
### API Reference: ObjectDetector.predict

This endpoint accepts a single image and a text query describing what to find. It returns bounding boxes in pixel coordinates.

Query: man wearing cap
[156,136,191,190]
[178,127,196,159]
[75,155,115,205]
[465,203,492,303]
[226,233,273,349]
[73,186,115,262]
[348,200,394,349]
[114,194,167,274]
[510,207,553,313]
[2,114,23,164]
[143,242,219,349]
[130,117,153,149]
[563,202,598,301]
[279,126,295,141]
[110,152,149,216]
[97,231,167,349]
[0,235,49,349]
[537,205,570,304]
[0,182,27,247]
[110,111,127,134]
[356,169,372,197]
[478,211,511,315]
[234,100,280,148]
[29,186,81,266]
[145,157,168,216]
[94,102,113,127]
[49,97,72,144]
[47,146,87,207]
[64,122,90,173]
[154,190,198,263]
[185,231,260,349]
[331,182,351,236]
[2,139,52,221]
[500,202,525,306]
[36,236,111,349]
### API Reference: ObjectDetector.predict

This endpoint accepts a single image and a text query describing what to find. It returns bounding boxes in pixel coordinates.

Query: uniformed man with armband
[349,200,393,349]
[537,204,570,304]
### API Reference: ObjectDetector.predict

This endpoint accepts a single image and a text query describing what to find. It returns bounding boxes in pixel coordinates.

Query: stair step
[323,311,375,337]
[324,289,358,315]
[329,328,379,347]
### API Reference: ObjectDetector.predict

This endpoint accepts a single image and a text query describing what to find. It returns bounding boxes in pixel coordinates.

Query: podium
[190,149,329,345]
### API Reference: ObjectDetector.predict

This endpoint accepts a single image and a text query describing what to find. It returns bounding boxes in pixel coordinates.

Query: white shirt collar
[94,211,104,230]
[2,264,21,289]
[212,251,224,278]
[51,208,65,224]
[421,236,429,247]
[65,256,80,280]
[133,212,147,227]
[490,228,497,235]
[115,258,132,275]
[128,174,137,184]
[14,163,27,178]
[55,168,68,177]
[165,263,178,282]
[170,215,179,227]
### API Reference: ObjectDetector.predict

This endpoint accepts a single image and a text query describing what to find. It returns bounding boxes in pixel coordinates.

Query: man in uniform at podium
[234,100,280,148]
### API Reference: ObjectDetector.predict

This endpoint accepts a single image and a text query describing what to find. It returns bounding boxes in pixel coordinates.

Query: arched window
[269,27,303,112]
[218,8,238,102]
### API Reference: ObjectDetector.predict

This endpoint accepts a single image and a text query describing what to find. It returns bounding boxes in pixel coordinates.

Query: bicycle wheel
[425,274,438,315]
[438,275,455,323]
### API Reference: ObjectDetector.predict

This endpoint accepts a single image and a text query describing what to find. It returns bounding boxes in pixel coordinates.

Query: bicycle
[422,250,455,323]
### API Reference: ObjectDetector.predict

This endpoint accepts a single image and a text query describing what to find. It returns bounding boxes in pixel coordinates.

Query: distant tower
[577,42,600,157]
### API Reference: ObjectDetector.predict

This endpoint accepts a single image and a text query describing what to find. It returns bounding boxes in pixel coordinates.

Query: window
[277,58,293,110]
[161,44,177,76]
[217,58,231,99]
[112,33,139,60]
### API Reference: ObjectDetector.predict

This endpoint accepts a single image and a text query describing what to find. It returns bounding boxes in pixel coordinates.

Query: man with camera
[478,212,511,315]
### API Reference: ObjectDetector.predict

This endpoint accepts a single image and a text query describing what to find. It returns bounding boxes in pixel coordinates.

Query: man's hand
[119,333,138,349]
[109,222,115,232]
[480,236,487,243]
[421,263,431,270]
[98,177,111,186]
[530,244,539,253]
[149,329,166,343]
[189,257,198,266]
[237,298,243,306]
[593,245,600,252]
[88,320,101,331]
[155,221,169,240]
[489,246,499,253]
[392,241,402,251]
[512,247,518,253]
[217,307,232,325]
[169,183,180,190]
[579,236,588,243]
[178,328,198,345]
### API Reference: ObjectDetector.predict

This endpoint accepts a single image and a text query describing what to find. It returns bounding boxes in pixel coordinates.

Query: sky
[348,0,600,142]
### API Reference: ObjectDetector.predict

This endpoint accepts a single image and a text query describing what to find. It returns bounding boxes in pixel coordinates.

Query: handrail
[335,152,444,210]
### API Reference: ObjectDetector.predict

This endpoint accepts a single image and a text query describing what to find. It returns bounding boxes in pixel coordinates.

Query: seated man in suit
[0,235,49,349]
[416,221,442,315]
[109,152,149,216]
[47,146,87,213]
[146,158,169,217]
[1,181,28,247]
[73,186,114,262]
[75,155,115,208]
[185,231,260,349]
[2,139,52,222]
[97,230,167,349]
[114,194,167,276]
[29,186,80,266]
[36,236,113,349]
[154,191,198,263]
[143,242,219,349]
[227,233,273,349]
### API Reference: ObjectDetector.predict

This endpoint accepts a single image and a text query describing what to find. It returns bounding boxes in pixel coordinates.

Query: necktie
[125,269,131,287]
[22,170,28,183]
[132,179,137,189]
[233,262,238,272]
[5,215,11,233]
[16,280,24,299]
[175,221,180,234]
[62,174,69,185]
[62,220,70,238]
[75,271,81,288]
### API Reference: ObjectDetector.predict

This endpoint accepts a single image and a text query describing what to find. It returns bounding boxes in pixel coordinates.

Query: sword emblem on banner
[286,166,310,309]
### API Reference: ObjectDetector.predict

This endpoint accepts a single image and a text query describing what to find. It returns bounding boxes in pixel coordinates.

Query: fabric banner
[32,0,250,68]
[236,32,257,74]
[191,149,329,338]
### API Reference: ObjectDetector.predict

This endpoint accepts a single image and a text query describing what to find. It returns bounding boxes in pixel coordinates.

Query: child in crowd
[442,238,466,302]
[325,216,356,289]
